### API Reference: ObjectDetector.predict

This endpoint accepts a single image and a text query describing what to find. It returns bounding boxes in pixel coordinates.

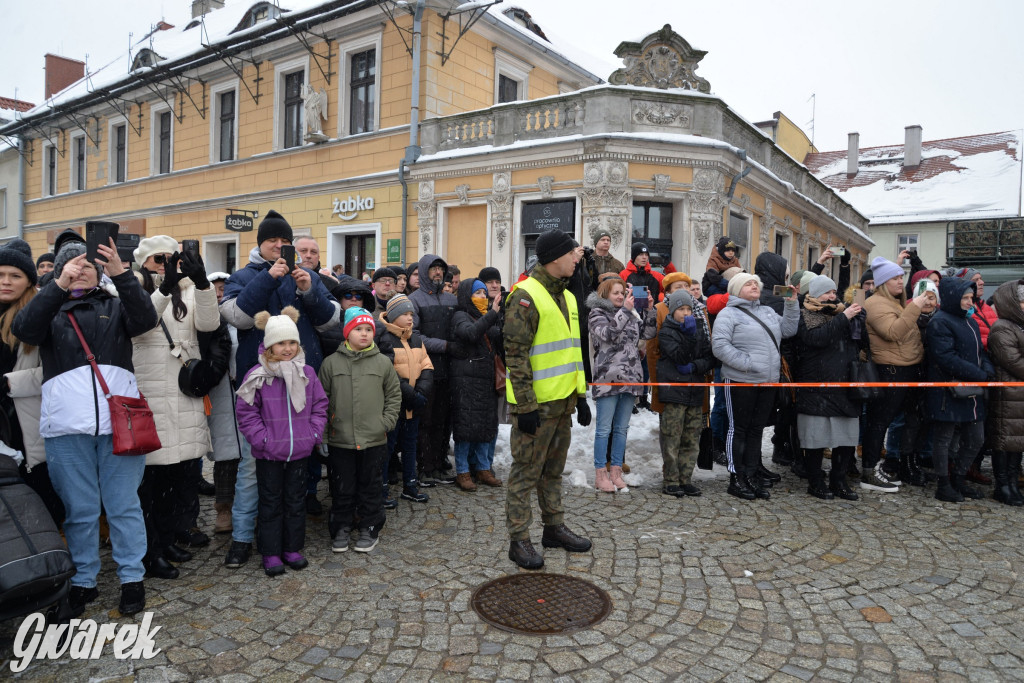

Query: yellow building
[1,3,872,284]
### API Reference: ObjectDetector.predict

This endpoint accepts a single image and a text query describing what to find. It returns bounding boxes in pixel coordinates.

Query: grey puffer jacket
[712,294,800,383]
[587,292,645,399]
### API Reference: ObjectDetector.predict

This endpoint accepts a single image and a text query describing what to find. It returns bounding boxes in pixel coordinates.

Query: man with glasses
[218,211,340,568]
[371,267,398,323]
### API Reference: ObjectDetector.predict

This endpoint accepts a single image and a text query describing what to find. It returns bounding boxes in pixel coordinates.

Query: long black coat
[794,306,861,418]
[925,277,993,423]
[656,316,716,407]
[449,279,502,442]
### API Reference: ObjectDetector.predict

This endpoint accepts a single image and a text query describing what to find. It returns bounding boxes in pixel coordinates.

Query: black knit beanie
[860,268,874,286]
[478,266,501,283]
[0,239,38,285]
[53,228,85,259]
[371,266,397,283]
[36,252,55,268]
[256,210,293,245]
[631,241,650,262]
[535,229,574,265]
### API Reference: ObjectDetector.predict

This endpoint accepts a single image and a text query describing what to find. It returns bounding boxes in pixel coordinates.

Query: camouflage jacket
[504,264,580,413]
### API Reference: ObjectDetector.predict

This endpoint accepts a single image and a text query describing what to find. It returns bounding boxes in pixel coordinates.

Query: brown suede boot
[476,470,503,487]
[455,473,477,492]
[214,501,233,534]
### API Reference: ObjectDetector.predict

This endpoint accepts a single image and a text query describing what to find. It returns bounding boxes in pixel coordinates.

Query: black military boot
[541,524,592,552]
[508,540,544,570]
[829,451,859,501]
[727,473,755,500]
[899,452,926,487]
[951,472,983,500]
[935,476,964,503]
[746,469,771,500]
[991,452,1021,506]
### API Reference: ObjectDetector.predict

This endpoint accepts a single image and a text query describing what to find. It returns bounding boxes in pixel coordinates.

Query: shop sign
[521,200,575,234]
[332,195,375,221]
[387,239,401,262]
[225,214,254,232]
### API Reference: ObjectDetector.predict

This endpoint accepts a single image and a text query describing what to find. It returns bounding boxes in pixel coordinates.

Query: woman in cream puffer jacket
[132,236,220,578]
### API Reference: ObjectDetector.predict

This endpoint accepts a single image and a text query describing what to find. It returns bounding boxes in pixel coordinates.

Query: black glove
[517,410,540,436]
[840,248,851,266]
[705,268,722,286]
[399,381,416,405]
[575,397,592,427]
[414,390,429,409]
[180,250,210,290]
[158,253,183,296]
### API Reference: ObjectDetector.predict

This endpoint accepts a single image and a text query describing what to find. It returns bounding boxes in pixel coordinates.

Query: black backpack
[0,454,76,621]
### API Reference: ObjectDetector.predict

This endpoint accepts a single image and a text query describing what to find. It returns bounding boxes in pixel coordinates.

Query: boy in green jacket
[318,307,401,553]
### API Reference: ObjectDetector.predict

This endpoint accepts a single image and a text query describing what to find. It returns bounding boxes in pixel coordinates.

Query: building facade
[1,2,871,284]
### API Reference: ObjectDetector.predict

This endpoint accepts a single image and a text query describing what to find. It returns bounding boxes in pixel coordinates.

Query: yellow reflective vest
[506,276,586,404]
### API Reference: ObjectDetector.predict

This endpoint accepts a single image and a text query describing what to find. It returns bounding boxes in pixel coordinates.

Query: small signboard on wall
[225,214,254,232]
[521,200,575,235]
[387,239,401,263]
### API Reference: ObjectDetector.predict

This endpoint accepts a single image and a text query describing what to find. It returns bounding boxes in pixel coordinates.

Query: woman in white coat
[133,236,220,580]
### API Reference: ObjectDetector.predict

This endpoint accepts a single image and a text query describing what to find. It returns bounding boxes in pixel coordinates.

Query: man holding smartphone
[218,210,341,568]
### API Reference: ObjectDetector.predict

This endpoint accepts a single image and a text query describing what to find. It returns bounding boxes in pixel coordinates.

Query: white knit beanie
[134,235,180,265]
[727,272,761,298]
[870,256,904,287]
[255,306,300,349]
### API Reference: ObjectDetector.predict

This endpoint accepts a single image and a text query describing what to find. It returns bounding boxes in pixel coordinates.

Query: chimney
[904,125,922,168]
[192,0,225,19]
[847,132,859,175]
[44,54,85,99]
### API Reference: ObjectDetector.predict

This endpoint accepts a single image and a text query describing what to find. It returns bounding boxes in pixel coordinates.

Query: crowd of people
[3,211,1022,609]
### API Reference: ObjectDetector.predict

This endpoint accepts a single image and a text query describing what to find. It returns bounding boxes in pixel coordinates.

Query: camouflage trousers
[660,403,702,486]
[506,395,575,541]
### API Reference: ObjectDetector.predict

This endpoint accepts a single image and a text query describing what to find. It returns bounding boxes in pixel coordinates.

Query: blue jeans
[593,393,634,469]
[386,416,420,487]
[45,434,147,587]
[454,440,494,474]
[231,431,258,544]
[710,367,726,442]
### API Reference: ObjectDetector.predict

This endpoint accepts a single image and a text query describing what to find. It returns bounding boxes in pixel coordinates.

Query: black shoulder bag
[160,321,222,398]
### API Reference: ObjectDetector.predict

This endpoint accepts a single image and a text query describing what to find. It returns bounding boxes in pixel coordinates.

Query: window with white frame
[150,102,174,175]
[201,234,240,274]
[273,57,308,150]
[338,34,381,137]
[70,134,86,191]
[44,143,57,196]
[493,49,532,104]
[728,211,750,270]
[109,120,128,184]
[210,80,239,163]
[774,231,792,261]
[898,233,919,254]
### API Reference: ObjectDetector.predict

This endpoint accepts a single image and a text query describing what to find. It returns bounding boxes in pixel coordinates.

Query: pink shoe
[610,466,629,492]
[595,467,615,493]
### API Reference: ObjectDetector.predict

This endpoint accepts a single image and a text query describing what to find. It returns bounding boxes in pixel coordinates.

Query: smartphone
[853,289,866,306]
[832,245,846,257]
[115,233,140,264]
[773,285,794,297]
[280,245,296,271]
[85,221,120,263]
[182,239,200,257]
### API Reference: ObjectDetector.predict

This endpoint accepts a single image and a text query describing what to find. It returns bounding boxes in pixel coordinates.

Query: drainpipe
[17,137,25,239]
[726,149,750,200]
[398,0,425,268]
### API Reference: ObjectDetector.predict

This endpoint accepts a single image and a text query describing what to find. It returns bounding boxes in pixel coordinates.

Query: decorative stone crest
[537,176,554,199]
[632,101,692,127]
[608,163,627,185]
[414,180,436,251]
[418,181,434,202]
[493,172,510,194]
[455,184,470,205]
[583,163,603,186]
[489,172,513,252]
[653,174,671,198]
[693,168,719,192]
[609,25,711,92]
[739,193,751,209]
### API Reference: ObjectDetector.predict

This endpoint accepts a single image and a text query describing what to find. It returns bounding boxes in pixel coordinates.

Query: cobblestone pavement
[4,463,1024,681]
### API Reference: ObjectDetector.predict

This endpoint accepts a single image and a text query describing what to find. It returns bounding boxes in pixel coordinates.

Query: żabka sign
[225,214,254,232]
[332,195,374,221]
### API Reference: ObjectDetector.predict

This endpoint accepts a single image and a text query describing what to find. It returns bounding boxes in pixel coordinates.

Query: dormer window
[232,2,281,33]
[131,49,162,71]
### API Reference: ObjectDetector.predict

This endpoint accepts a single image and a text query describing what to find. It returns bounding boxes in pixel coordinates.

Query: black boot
[757,462,782,483]
[807,476,834,500]
[746,469,771,499]
[935,476,964,503]
[952,472,983,500]
[712,438,728,467]
[790,448,807,479]
[508,540,544,570]
[1008,453,1024,506]
[992,452,1021,506]
[144,554,180,579]
[899,452,926,487]
[829,451,859,501]
[771,442,793,467]
[162,544,192,563]
[727,473,755,500]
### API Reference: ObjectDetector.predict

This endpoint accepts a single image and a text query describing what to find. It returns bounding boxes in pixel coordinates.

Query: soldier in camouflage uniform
[656,290,718,497]
[504,230,593,570]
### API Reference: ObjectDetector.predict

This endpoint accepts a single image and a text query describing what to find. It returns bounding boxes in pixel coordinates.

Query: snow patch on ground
[491,396,775,491]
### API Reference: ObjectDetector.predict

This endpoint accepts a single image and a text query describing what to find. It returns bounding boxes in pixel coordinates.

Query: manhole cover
[471,573,612,634]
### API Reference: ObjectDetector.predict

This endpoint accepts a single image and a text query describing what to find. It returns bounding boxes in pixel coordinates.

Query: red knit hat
[343,307,376,338]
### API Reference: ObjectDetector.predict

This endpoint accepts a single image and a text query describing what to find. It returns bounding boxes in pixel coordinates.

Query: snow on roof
[806,131,1023,224]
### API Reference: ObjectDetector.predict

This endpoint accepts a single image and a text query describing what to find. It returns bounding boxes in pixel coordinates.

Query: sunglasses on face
[343,292,358,299]
[153,254,170,264]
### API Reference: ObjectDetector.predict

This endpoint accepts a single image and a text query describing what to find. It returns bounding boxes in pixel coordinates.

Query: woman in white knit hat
[132,235,221,580]
[711,271,800,501]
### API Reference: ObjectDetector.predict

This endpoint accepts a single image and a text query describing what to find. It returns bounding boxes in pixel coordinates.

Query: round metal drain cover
[471,573,612,635]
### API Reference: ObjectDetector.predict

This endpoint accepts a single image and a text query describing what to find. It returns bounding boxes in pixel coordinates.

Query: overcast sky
[3,0,1022,153]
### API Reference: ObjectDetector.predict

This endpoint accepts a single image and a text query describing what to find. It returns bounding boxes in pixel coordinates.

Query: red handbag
[67,312,162,456]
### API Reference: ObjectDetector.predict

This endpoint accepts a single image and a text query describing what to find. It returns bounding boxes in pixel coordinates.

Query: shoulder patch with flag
[518,299,531,308]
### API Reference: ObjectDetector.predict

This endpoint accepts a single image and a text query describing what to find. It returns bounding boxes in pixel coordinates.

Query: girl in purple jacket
[236,307,328,576]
